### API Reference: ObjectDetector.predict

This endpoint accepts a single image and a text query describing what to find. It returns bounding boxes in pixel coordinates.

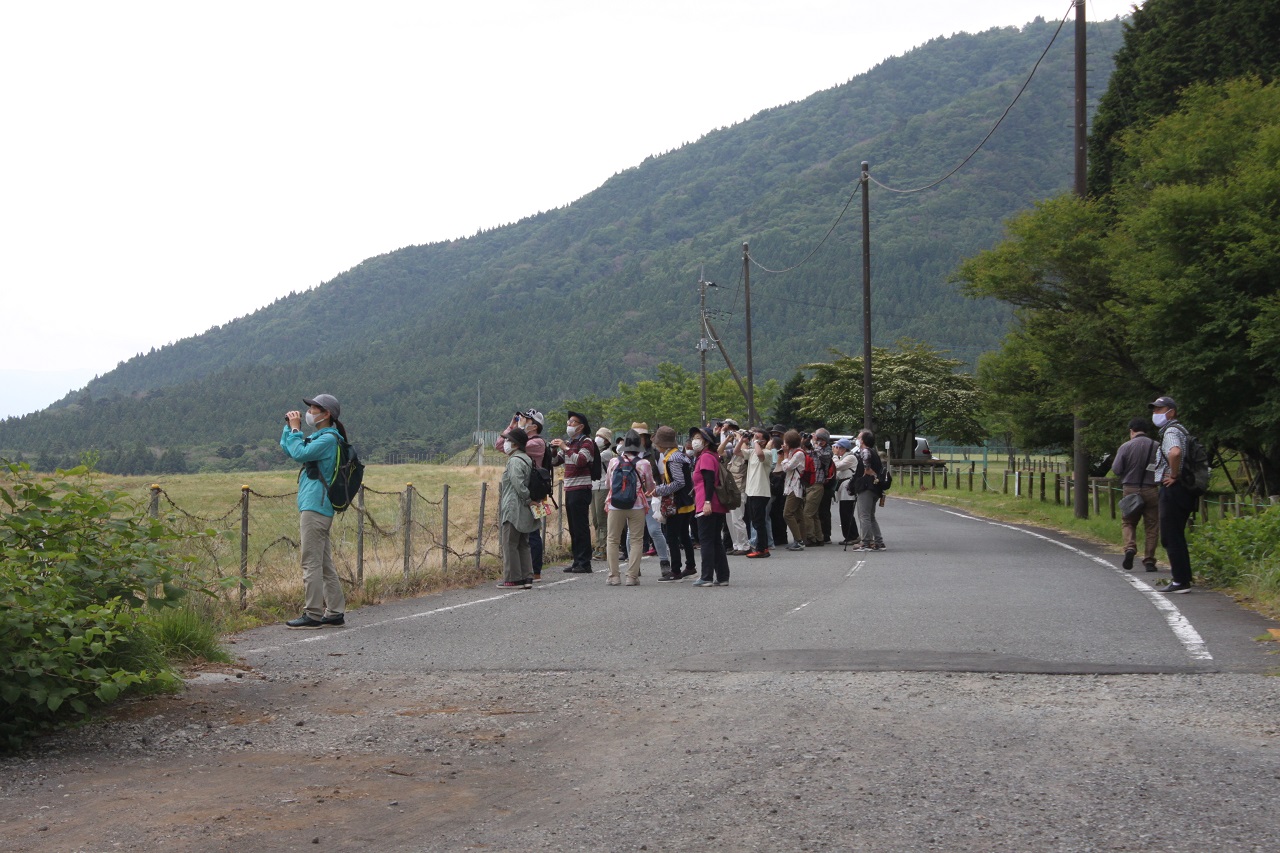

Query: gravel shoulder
[3,665,1278,852]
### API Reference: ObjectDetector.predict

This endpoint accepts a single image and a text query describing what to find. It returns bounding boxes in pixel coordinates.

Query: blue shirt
[281,426,340,516]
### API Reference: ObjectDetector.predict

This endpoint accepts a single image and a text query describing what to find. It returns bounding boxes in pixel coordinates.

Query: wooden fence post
[149,485,160,518]
[476,482,488,570]
[441,483,450,574]
[356,485,365,587]
[240,486,250,611]
[403,483,414,579]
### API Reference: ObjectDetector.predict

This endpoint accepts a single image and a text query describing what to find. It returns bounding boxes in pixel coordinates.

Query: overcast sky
[0,0,1138,419]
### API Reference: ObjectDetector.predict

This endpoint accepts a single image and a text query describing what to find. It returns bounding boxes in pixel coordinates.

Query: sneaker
[840,539,861,547]
[728,549,749,556]
[873,543,886,551]
[286,614,327,629]
[712,580,729,587]
[1143,560,1157,572]
[606,576,621,586]
[624,578,639,586]
[532,574,543,582]
[691,579,714,587]
[680,568,698,578]
[786,542,805,551]
[319,613,345,627]
[658,573,678,582]
[1161,581,1192,594]
[659,560,671,570]
[746,549,770,559]
[1122,550,1136,571]
[644,548,657,557]
[566,566,593,574]
[496,581,526,589]
[521,579,534,589]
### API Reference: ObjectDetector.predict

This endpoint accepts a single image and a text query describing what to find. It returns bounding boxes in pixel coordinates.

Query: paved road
[238,498,1277,676]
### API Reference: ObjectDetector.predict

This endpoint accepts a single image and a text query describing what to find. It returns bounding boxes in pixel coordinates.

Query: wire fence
[895,463,1278,523]
[147,480,572,610]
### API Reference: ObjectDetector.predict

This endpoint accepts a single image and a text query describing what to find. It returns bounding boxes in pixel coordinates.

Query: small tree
[799,341,985,458]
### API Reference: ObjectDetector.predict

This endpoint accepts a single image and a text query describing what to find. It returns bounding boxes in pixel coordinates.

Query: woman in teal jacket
[280,393,347,629]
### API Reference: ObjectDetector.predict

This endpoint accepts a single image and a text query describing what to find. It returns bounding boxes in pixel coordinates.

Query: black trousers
[1159,481,1194,585]
[565,489,594,569]
[746,495,770,551]
[697,514,730,583]
[664,512,696,574]
[839,498,859,543]
[819,482,836,541]
[529,527,543,574]
[769,473,789,545]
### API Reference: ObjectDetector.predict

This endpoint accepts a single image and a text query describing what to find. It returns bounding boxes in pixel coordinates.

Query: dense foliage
[960,78,1280,492]
[0,19,1122,468]
[1088,0,1280,197]
[0,462,214,749]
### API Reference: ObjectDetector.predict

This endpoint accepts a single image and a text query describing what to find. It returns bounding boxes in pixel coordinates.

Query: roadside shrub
[1190,506,1280,595]
[0,462,217,750]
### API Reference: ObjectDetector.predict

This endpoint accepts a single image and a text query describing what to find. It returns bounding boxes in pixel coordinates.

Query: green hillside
[0,17,1123,468]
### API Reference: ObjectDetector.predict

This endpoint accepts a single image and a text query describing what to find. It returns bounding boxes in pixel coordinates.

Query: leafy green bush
[0,462,215,750]
[1190,506,1280,595]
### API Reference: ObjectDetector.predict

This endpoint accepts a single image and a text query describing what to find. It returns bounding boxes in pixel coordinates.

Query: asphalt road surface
[237,497,1274,677]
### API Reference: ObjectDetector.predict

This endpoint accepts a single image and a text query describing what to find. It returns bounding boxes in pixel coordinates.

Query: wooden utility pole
[698,269,713,425]
[860,161,873,431]
[743,242,757,425]
[1072,0,1089,519]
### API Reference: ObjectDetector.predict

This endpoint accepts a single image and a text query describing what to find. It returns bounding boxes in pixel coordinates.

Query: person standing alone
[279,393,347,629]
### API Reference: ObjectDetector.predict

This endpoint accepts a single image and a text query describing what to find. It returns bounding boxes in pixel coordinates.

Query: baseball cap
[303,394,341,419]
[520,409,545,428]
[1148,396,1177,410]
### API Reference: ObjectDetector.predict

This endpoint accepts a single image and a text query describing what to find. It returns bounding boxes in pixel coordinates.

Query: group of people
[1109,395,1197,594]
[495,413,892,589]
[272,390,1200,631]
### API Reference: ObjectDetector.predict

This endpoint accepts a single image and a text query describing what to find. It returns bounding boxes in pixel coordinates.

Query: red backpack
[800,451,816,487]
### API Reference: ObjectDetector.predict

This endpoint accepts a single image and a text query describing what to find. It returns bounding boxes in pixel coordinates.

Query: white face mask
[595,436,607,449]
[566,423,580,438]
[1152,412,1168,427]
[305,412,321,428]
[503,440,514,454]
[691,438,705,452]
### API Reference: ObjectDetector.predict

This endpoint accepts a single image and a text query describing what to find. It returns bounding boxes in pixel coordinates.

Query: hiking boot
[1122,550,1136,571]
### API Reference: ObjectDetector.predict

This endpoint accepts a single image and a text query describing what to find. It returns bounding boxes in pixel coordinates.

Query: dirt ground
[3,662,1279,852]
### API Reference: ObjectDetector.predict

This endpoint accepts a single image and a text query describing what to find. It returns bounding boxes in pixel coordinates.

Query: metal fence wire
[148,480,521,610]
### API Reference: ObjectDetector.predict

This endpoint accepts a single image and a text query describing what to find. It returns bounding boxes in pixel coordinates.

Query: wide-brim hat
[689,426,718,450]
[567,410,591,435]
[630,421,650,435]
[621,429,645,454]
[653,425,678,449]
[303,394,340,419]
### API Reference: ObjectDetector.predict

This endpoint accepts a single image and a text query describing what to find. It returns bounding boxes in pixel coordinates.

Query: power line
[870,1,1076,195]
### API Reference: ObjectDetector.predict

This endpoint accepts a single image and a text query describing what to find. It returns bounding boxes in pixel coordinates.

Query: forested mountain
[1,17,1123,468]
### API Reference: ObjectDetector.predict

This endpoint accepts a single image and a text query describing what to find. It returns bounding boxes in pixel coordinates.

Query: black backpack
[305,432,364,512]
[1163,423,1212,496]
[527,456,554,503]
[610,455,641,509]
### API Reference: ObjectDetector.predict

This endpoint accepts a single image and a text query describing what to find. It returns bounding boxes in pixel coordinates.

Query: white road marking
[790,561,867,614]
[242,577,579,654]
[938,509,1212,661]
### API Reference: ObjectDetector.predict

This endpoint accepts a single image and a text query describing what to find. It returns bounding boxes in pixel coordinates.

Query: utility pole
[697,269,716,425]
[860,161,873,431]
[1072,0,1089,519]
[743,242,757,425]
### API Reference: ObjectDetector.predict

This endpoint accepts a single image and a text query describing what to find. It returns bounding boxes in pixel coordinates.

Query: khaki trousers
[300,510,345,619]
[1121,484,1159,560]
[607,507,646,581]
